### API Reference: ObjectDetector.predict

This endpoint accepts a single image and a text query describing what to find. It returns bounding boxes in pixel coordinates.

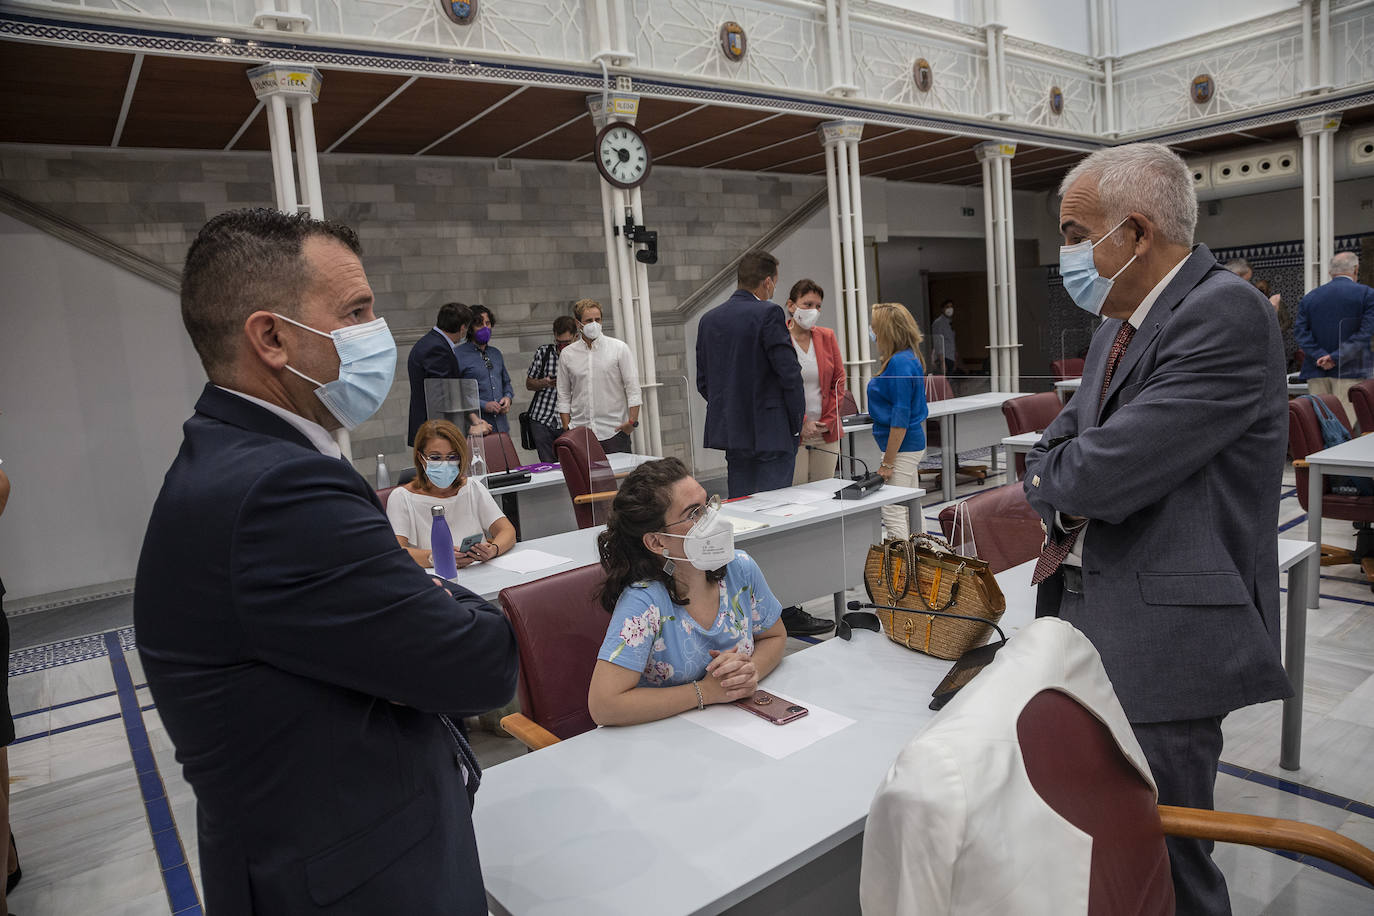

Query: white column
[976,141,1018,391]
[1301,0,1315,93]
[837,0,856,90]
[824,0,845,93]
[247,63,324,215]
[823,143,851,382]
[1298,114,1342,291]
[980,158,999,379]
[820,121,866,404]
[846,139,873,395]
[1318,0,1332,91]
[629,186,663,457]
[1103,57,1116,136]
[266,95,297,212]
[999,156,1020,390]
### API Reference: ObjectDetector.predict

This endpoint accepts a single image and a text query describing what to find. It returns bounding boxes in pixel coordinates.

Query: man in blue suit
[136,209,518,915]
[1295,252,1374,427]
[696,250,804,496]
[697,250,830,636]
[406,301,486,444]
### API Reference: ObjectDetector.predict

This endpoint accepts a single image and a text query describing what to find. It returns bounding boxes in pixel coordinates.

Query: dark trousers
[599,431,632,455]
[530,420,561,462]
[724,449,795,498]
[1133,717,1231,916]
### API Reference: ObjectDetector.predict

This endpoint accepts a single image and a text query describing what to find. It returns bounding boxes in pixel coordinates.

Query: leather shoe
[781,606,834,637]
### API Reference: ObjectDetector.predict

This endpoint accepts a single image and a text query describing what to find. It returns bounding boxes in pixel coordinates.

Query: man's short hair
[573,298,602,320]
[553,315,579,336]
[436,302,471,334]
[467,304,495,339]
[1057,143,1198,248]
[181,208,360,380]
[1331,252,1360,276]
[737,250,779,290]
[1224,259,1252,277]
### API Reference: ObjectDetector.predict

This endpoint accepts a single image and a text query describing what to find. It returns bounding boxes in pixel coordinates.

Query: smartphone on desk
[734,690,809,725]
[458,532,485,554]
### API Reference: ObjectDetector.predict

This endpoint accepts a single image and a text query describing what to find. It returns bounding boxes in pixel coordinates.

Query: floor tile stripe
[10,711,123,745]
[104,632,202,915]
[13,688,118,719]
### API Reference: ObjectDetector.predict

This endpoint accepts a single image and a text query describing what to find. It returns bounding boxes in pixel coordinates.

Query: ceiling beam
[416,85,527,156]
[110,53,144,148]
[224,100,264,151]
[499,110,590,159]
[867,144,981,179]
[325,76,417,153]
[703,128,818,169]
[656,112,785,162]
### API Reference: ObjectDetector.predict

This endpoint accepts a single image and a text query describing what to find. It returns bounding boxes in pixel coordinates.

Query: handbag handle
[890,533,965,614]
[882,540,913,600]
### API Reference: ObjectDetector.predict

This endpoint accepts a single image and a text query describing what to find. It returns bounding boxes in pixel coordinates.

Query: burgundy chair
[920,374,988,489]
[474,430,522,473]
[376,486,397,511]
[497,563,609,749]
[1001,392,1064,479]
[1019,689,1374,911]
[1050,358,1085,382]
[555,427,619,529]
[1350,378,1374,434]
[1289,394,1374,581]
[935,483,1045,574]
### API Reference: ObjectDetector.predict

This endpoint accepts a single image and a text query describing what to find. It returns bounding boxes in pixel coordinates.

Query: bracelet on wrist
[692,681,705,710]
[880,462,896,470]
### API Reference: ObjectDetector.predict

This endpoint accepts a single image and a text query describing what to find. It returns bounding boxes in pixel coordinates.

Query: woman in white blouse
[386,419,516,569]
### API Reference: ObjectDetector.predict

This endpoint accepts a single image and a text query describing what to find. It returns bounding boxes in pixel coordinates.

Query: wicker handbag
[862,533,1006,660]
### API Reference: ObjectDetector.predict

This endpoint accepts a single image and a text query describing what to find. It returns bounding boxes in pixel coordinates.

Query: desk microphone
[806,445,884,500]
[842,600,1009,711]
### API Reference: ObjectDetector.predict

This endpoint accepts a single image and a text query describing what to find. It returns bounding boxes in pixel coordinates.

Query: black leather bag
[517,411,535,451]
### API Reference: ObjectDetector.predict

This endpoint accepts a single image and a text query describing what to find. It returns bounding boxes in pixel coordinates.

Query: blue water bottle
[431,505,458,579]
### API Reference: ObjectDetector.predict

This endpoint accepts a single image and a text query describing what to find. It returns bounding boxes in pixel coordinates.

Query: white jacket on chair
[859,617,1155,916]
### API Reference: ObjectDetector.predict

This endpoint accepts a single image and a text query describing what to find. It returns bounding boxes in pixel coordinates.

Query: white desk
[1001,431,1041,482]
[481,453,651,540]
[449,479,925,619]
[1053,377,1082,402]
[997,536,1317,771]
[1302,434,1374,609]
[925,392,1022,502]
[475,586,1034,916]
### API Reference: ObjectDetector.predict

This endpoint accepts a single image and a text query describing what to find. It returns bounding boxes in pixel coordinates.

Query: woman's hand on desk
[704,650,758,702]
[466,540,500,563]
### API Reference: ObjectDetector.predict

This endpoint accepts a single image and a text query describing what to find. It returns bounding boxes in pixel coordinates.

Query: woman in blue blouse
[588,458,788,726]
[867,302,929,538]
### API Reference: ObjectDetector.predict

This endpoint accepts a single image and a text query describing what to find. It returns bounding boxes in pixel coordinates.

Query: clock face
[596,123,652,189]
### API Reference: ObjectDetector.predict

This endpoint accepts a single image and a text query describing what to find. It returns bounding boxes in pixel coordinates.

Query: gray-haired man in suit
[1025,143,1291,916]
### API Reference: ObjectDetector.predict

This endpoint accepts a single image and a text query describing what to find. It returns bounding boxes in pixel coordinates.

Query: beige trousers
[793,441,840,485]
[880,450,925,539]
[1306,377,1359,428]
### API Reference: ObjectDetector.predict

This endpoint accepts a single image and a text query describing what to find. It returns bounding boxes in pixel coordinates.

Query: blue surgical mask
[276,313,397,430]
[425,460,461,488]
[869,327,877,343]
[1059,217,1136,317]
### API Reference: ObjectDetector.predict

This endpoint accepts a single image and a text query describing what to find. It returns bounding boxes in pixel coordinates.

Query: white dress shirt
[216,386,343,459]
[555,335,642,440]
[1062,253,1188,566]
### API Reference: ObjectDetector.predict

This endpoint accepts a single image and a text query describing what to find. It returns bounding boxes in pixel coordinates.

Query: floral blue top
[597,551,783,687]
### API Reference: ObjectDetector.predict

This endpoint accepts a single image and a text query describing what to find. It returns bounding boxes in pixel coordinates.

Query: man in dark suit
[1294,251,1374,428]
[697,250,830,637]
[406,301,490,444]
[696,250,805,497]
[1025,144,1291,915]
[136,209,518,915]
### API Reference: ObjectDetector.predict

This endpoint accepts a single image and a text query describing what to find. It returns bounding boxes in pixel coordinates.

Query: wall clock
[594,121,652,190]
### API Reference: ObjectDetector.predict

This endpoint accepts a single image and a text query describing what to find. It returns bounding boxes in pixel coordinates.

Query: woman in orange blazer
[785,279,848,484]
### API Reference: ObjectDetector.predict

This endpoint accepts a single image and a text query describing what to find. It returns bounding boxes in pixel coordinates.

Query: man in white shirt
[557,298,642,454]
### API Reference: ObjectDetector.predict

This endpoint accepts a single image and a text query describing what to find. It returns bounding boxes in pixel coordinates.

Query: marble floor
[4,459,1373,913]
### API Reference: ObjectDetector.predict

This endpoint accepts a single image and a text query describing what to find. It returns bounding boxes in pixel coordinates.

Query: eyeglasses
[670,494,720,528]
[423,454,462,463]
[481,354,492,369]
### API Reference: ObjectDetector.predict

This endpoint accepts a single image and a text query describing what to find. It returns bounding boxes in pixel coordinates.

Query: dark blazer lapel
[1097,244,1220,421]
[192,382,318,452]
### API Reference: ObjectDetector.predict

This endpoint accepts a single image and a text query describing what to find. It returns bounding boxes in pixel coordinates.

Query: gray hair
[1331,252,1359,276]
[1058,143,1197,248]
[1224,258,1252,276]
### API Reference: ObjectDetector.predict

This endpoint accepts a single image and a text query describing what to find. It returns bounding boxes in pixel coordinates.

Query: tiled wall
[0,146,822,477]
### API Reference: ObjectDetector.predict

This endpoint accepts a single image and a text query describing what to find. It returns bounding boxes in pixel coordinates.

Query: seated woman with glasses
[587,458,788,726]
[386,419,516,570]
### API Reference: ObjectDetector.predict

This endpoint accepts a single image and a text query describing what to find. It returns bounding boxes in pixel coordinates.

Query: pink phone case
[734,690,809,725]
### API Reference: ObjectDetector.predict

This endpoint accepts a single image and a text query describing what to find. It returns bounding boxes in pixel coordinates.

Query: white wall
[0,213,206,602]
[1113,0,1292,56]
[1001,0,1094,56]
[1194,176,1374,250]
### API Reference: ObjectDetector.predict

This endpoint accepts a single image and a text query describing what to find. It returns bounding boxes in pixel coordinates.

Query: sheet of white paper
[484,549,574,574]
[732,492,791,511]
[724,516,770,533]
[793,478,851,495]
[783,488,834,504]
[680,691,855,759]
[607,453,640,472]
[759,503,819,518]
